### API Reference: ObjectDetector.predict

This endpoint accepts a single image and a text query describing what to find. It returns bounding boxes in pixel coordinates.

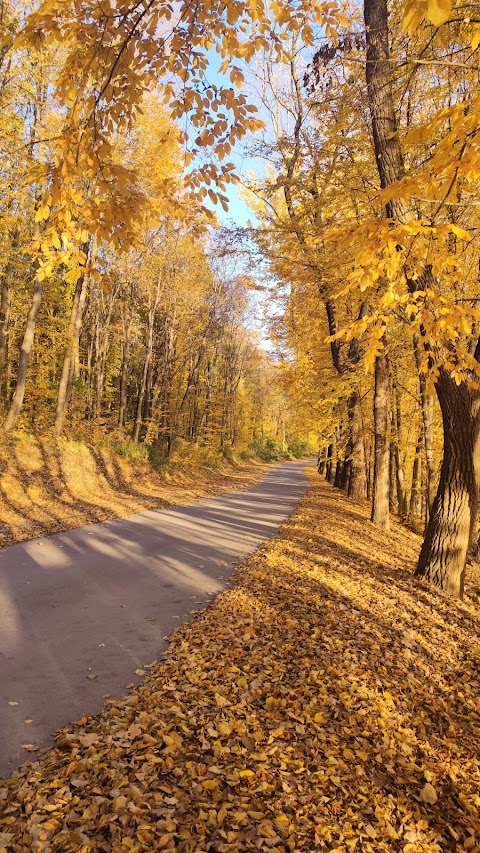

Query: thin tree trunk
[4,276,42,432]
[392,370,408,520]
[327,429,337,484]
[119,332,131,433]
[409,427,423,522]
[0,229,17,402]
[0,264,9,402]
[389,442,396,512]
[371,347,390,529]
[413,339,435,517]
[347,389,367,501]
[415,368,480,598]
[133,316,153,442]
[55,262,88,436]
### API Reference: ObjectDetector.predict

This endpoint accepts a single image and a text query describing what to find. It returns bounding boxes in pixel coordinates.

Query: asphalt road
[0,460,311,778]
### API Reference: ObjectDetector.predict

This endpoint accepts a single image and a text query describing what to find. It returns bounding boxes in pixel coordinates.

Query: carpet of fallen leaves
[1,470,480,853]
[0,435,269,546]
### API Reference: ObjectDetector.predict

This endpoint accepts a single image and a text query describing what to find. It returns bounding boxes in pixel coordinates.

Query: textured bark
[371,348,390,529]
[364,0,406,220]
[415,370,480,598]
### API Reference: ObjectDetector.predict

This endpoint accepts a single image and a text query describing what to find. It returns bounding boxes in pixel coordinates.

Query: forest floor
[2,470,480,852]
[0,435,271,548]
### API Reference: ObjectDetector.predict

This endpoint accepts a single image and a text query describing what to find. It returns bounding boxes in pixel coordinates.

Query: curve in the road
[0,460,311,778]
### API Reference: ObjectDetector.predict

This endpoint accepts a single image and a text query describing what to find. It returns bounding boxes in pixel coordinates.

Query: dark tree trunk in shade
[334,459,344,489]
[415,369,480,598]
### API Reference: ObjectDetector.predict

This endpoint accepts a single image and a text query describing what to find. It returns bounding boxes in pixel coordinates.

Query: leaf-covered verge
[0,435,270,548]
[1,469,479,852]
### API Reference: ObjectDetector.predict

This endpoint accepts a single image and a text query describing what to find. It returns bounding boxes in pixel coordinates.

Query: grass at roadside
[1,470,479,852]
[0,435,271,547]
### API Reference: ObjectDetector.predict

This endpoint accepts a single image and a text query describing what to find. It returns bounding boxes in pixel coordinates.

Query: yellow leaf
[427,0,451,26]
[420,783,438,804]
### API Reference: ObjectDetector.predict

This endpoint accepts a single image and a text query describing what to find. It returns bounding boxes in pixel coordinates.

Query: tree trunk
[371,348,390,529]
[334,459,344,489]
[389,442,396,512]
[415,369,480,598]
[133,343,152,443]
[55,267,87,436]
[119,334,130,433]
[364,0,480,592]
[0,229,18,402]
[409,427,423,523]
[413,339,436,517]
[327,429,337,484]
[347,389,367,501]
[4,276,42,432]
[0,262,9,402]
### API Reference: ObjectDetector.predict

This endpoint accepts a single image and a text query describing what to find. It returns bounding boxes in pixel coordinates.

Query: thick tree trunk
[371,348,390,529]
[415,369,480,598]
[4,277,42,432]
[364,0,480,593]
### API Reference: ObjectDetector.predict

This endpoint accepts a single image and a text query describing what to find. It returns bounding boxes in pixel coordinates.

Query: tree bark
[347,389,367,501]
[413,338,436,517]
[55,261,88,436]
[364,0,479,592]
[409,427,423,523]
[415,369,480,598]
[0,229,18,402]
[4,276,42,432]
[371,347,390,529]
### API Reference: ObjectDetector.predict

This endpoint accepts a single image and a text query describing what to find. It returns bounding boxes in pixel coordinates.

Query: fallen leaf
[421,783,438,805]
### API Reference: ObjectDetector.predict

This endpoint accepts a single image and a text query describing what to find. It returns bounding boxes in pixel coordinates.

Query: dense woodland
[1,0,480,598]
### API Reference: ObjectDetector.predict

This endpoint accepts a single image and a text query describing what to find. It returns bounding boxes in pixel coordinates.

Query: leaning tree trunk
[415,369,480,598]
[371,347,390,529]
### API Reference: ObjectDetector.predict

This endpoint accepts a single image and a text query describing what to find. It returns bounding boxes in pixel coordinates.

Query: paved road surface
[0,461,310,777]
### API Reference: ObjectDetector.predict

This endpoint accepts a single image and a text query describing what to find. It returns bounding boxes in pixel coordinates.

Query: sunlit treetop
[11,0,346,270]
